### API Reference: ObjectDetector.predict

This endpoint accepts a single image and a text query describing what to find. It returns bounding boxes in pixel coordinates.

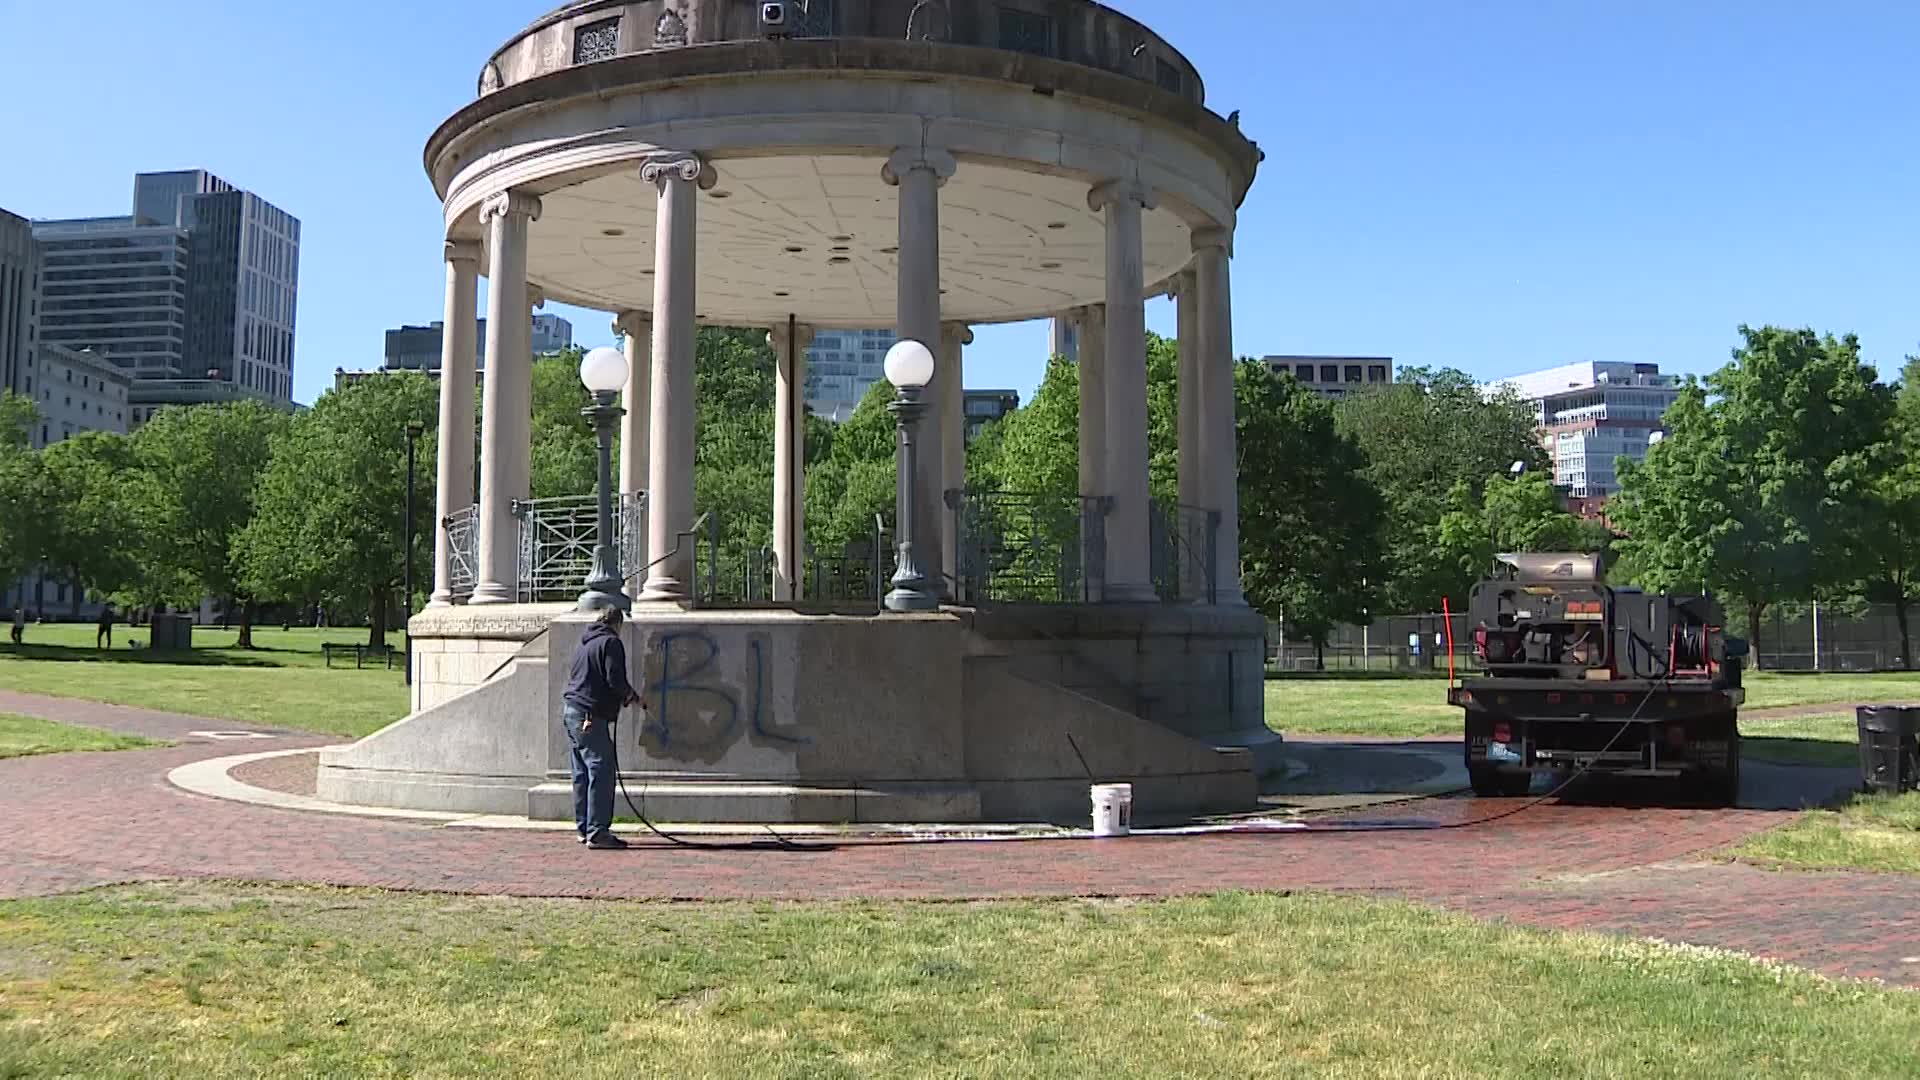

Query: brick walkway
[3,691,1917,986]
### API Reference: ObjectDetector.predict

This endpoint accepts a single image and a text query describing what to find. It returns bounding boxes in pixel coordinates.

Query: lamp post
[883,339,938,613]
[403,421,424,687]
[1490,458,1527,568]
[578,346,631,612]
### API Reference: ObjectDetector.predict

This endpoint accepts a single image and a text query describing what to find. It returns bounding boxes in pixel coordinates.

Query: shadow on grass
[1745,736,1857,770]
[0,642,283,669]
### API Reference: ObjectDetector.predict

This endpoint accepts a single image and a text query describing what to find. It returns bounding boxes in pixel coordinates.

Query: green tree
[530,350,596,499]
[36,433,142,614]
[240,375,439,647]
[1441,472,1612,567]
[805,378,897,561]
[969,355,1080,498]
[131,401,289,647]
[1849,354,1920,667]
[1336,367,1550,612]
[1612,327,1893,665]
[0,390,37,449]
[1237,366,1386,666]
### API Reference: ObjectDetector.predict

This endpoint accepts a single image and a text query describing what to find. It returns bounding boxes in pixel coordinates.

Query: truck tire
[1697,717,1741,807]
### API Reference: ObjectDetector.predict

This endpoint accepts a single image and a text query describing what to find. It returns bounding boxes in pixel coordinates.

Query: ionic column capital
[614,311,652,339]
[767,322,817,351]
[444,238,483,267]
[1190,225,1232,255]
[940,321,974,346]
[478,189,542,224]
[1088,179,1157,213]
[882,146,958,187]
[638,151,717,190]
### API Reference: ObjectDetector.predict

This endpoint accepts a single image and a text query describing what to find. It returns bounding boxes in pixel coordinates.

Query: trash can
[148,613,194,652]
[1856,706,1920,794]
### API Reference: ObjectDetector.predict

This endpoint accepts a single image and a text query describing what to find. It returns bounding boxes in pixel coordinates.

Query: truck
[1446,553,1747,804]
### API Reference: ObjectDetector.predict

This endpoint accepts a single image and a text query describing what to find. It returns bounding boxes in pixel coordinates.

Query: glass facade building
[805,327,895,421]
[33,170,299,417]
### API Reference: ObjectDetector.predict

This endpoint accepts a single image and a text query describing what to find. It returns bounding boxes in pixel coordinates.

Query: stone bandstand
[318,0,1271,823]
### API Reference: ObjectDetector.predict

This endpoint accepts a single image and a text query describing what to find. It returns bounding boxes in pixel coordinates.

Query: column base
[468,584,516,606]
[1101,582,1159,604]
[638,576,689,603]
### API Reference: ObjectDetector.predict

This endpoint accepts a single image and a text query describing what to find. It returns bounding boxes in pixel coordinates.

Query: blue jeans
[562,704,616,839]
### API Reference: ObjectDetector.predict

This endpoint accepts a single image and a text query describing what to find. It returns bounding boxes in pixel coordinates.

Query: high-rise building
[531,313,573,355]
[33,170,299,420]
[1491,361,1682,500]
[806,327,895,421]
[1263,355,1395,399]
[0,209,38,395]
[385,320,486,371]
[962,389,1020,441]
[34,216,191,385]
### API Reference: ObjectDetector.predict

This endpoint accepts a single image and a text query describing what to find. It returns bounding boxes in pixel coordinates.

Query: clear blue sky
[1,0,1912,406]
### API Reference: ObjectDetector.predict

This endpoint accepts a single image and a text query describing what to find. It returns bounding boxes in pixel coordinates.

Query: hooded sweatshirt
[563,623,636,721]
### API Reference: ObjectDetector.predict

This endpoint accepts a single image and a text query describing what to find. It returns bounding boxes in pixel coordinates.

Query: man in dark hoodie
[561,606,640,849]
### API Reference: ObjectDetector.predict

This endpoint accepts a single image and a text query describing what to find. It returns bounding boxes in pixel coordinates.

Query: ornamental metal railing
[511,493,647,604]
[803,515,895,607]
[1151,502,1221,605]
[953,490,1110,605]
[444,504,481,600]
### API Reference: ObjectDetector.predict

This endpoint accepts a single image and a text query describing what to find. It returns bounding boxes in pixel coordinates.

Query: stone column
[615,312,652,499]
[638,153,715,602]
[885,146,957,599]
[614,311,652,593]
[429,239,481,607]
[469,190,540,606]
[1075,304,1107,600]
[1174,268,1205,601]
[770,320,816,602]
[1090,179,1157,603]
[939,321,972,587]
[1193,226,1245,607]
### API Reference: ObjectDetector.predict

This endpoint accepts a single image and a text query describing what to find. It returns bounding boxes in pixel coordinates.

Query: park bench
[322,642,401,670]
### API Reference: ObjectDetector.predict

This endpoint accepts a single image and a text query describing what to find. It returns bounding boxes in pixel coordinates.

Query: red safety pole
[1442,596,1456,686]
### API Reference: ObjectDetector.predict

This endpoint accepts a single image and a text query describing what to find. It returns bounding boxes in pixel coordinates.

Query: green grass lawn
[1742,712,1859,768]
[1267,671,1920,740]
[1737,791,1920,876]
[2,885,1916,1078]
[0,625,407,739]
[0,713,163,759]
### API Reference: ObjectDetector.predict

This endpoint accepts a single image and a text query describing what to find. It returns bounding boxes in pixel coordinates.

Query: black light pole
[882,340,938,612]
[577,347,632,611]
[404,421,424,685]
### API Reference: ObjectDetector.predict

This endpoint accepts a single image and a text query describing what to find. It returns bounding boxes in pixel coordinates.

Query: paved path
[2,691,1917,987]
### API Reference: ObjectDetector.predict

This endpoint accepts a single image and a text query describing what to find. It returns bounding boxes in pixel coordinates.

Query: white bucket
[1091,783,1133,837]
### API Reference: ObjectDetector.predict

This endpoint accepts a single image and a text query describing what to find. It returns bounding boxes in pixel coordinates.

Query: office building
[33,170,299,418]
[27,344,131,447]
[1492,361,1683,500]
[806,327,894,421]
[386,320,486,372]
[0,209,38,395]
[531,313,573,354]
[33,216,189,384]
[962,389,1020,441]
[1263,355,1395,399]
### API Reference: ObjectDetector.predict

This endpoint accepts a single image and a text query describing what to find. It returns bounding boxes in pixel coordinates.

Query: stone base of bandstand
[317,603,1264,825]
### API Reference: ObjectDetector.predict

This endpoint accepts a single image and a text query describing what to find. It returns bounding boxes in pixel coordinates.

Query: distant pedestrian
[9,606,23,645]
[560,606,640,849]
[96,603,115,649]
